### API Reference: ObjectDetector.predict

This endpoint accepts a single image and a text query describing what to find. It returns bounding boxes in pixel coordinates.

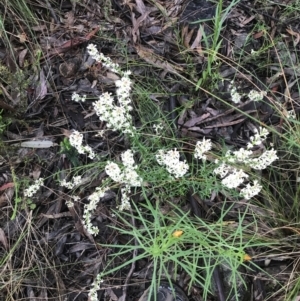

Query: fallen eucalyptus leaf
[20,140,57,148]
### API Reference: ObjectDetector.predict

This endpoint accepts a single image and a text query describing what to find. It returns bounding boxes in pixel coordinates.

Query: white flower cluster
[248,90,265,102]
[229,81,266,104]
[246,126,269,149]
[69,130,96,159]
[105,150,143,211]
[287,110,296,119]
[24,178,44,197]
[226,148,253,163]
[153,123,164,135]
[105,150,143,187]
[72,92,86,102]
[239,180,262,200]
[88,274,104,301]
[87,44,121,74]
[214,164,248,189]
[247,149,278,170]
[213,126,278,199]
[65,195,80,208]
[60,176,82,189]
[83,187,109,235]
[156,148,189,178]
[194,138,212,160]
[93,91,134,135]
[229,81,242,104]
[87,44,135,135]
[213,162,262,199]
[119,186,131,211]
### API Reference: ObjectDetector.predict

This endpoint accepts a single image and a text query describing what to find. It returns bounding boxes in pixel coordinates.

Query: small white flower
[87,44,98,57]
[116,76,131,90]
[88,274,104,301]
[24,178,44,197]
[87,187,107,206]
[66,196,79,208]
[69,131,83,148]
[287,110,296,119]
[87,44,135,135]
[229,81,242,103]
[123,70,132,76]
[221,169,248,189]
[247,127,269,149]
[83,187,109,235]
[93,90,135,135]
[121,150,136,168]
[60,179,72,189]
[232,148,253,163]
[194,138,212,160]
[87,44,121,73]
[72,92,81,102]
[156,149,189,178]
[231,91,241,104]
[69,131,96,159]
[257,127,269,140]
[60,175,82,189]
[156,149,166,165]
[240,180,262,200]
[82,145,96,159]
[123,168,143,186]
[72,176,82,186]
[248,148,278,170]
[72,92,86,103]
[153,123,164,135]
[225,150,236,163]
[213,163,232,178]
[118,186,131,211]
[105,161,122,182]
[248,90,265,102]
[173,160,189,178]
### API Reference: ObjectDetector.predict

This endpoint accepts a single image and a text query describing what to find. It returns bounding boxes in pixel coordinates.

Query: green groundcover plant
[23,45,281,300]
[89,198,273,301]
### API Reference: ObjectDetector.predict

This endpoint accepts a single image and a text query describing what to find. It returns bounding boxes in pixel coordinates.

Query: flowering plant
[87,44,135,135]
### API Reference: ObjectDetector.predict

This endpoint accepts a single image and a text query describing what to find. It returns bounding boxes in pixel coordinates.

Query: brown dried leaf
[31,24,47,31]
[17,32,27,43]
[0,182,14,191]
[183,113,210,128]
[131,11,150,43]
[286,27,300,46]
[0,187,14,208]
[135,0,147,14]
[37,288,48,300]
[107,288,118,301]
[0,228,8,250]
[183,27,195,48]
[55,234,67,256]
[204,117,246,129]
[191,27,203,49]
[0,84,17,106]
[64,11,75,27]
[18,48,28,67]
[34,69,47,101]
[130,13,139,43]
[135,44,183,75]
[68,242,94,253]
